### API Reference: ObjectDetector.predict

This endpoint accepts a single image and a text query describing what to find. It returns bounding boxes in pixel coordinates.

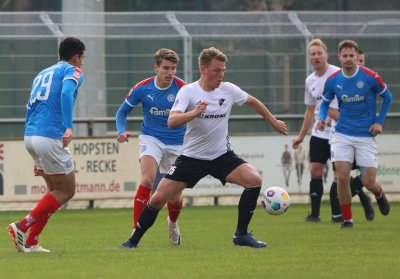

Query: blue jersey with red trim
[322,66,387,137]
[25,61,84,139]
[125,76,186,145]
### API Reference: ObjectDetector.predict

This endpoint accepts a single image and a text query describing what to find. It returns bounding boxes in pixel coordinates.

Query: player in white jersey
[8,37,85,253]
[292,39,340,222]
[117,48,185,246]
[317,40,392,228]
[121,47,288,249]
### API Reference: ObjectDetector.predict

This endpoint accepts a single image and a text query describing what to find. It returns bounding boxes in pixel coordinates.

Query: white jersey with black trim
[305,64,340,140]
[171,81,248,160]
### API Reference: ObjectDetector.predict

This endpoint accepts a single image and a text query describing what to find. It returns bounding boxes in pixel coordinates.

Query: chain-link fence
[0,11,399,138]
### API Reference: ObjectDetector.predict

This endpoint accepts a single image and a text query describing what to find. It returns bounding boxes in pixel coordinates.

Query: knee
[141,177,154,189]
[248,173,262,186]
[149,193,167,210]
[361,177,376,189]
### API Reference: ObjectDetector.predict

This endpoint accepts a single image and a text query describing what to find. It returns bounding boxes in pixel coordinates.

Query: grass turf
[0,203,399,279]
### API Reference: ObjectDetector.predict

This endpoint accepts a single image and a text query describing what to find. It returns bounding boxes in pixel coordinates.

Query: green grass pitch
[0,203,399,279]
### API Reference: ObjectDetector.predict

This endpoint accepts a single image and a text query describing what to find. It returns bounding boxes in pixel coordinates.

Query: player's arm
[292,104,315,148]
[115,101,134,143]
[61,79,77,147]
[370,88,393,136]
[245,94,288,135]
[168,101,208,128]
[328,108,339,121]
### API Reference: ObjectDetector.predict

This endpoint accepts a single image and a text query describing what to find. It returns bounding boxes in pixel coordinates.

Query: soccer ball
[261,186,290,215]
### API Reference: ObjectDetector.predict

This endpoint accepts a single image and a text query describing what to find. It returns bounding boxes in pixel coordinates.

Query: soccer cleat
[120,239,138,249]
[303,214,321,222]
[341,221,354,228]
[167,216,181,245]
[359,192,375,221]
[233,232,267,248]
[376,192,390,216]
[8,222,27,252]
[331,216,344,223]
[25,244,50,253]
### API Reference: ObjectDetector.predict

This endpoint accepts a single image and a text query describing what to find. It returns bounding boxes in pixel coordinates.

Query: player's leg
[329,163,343,223]
[25,170,55,250]
[124,178,187,248]
[133,135,163,229]
[331,133,355,227]
[355,137,390,216]
[306,136,329,222]
[134,155,158,229]
[217,151,265,248]
[123,155,205,248]
[9,136,74,252]
[349,166,374,221]
[162,145,184,245]
[361,167,390,216]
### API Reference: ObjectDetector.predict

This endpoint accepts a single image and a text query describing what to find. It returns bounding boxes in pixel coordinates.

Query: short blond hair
[154,48,180,65]
[308,38,328,53]
[198,47,228,68]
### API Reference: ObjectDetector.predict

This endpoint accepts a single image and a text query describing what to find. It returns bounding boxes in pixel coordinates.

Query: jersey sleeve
[369,72,387,95]
[304,78,315,105]
[322,78,335,102]
[63,66,83,88]
[171,85,190,113]
[229,83,248,106]
[125,85,144,107]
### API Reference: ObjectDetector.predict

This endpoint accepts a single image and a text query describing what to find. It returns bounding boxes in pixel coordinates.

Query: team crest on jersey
[72,68,82,81]
[219,99,225,106]
[356,81,364,89]
[167,94,175,102]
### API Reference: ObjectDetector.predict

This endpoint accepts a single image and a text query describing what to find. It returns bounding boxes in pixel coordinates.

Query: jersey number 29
[28,71,54,107]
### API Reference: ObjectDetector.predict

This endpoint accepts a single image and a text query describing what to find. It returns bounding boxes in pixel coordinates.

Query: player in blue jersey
[116,48,185,246]
[317,40,392,228]
[328,48,375,222]
[8,37,85,252]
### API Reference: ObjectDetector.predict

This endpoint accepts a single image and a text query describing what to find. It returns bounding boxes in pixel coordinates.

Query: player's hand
[292,136,303,149]
[194,101,208,117]
[272,119,288,135]
[315,120,325,131]
[62,128,73,148]
[369,123,382,136]
[117,132,131,143]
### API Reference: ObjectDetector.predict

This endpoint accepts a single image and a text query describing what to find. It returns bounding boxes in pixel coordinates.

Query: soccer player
[292,39,340,222]
[328,48,375,222]
[317,39,392,228]
[8,37,85,252]
[121,47,288,249]
[116,48,185,245]
[357,49,365,67]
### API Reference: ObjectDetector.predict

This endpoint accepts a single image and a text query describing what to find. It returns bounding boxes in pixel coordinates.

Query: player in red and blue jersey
[116,48,186,246]
[317,40,392,228]
[8,37,85,252]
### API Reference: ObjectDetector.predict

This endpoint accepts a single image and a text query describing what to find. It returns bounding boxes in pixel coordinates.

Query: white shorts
[331,133,378,168]
[139,135,182,173]
[24,136,74,175]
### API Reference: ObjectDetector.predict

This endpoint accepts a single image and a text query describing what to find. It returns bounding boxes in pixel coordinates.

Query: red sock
[167,199,183,223]
[133,185,151,228]
[374,186,383,198]
[340,203,352,221]
[26,216,50,247]
[19,193,60,232]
